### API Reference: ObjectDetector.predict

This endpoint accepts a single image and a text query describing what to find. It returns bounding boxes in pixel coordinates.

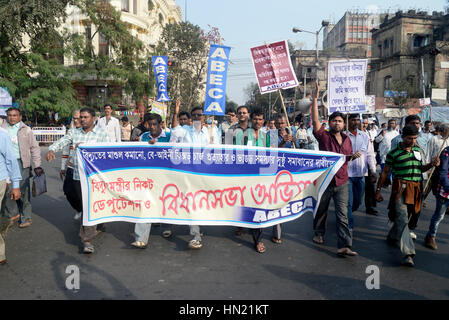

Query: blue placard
[203,44,231,116]
[152,56,170,102]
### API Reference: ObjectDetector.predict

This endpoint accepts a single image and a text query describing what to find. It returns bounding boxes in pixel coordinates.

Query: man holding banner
[176,106,221,249]
[311,81,358,257]
[46,107,110,254]
[132,113,175,249]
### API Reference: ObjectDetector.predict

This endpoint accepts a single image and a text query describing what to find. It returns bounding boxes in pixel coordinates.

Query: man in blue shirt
[139,114,172,143]
[0,129,22,265]
[275,114,298,149]
[132,113,175,249]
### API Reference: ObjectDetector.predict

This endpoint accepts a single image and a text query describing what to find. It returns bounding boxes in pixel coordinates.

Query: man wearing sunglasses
[173,106,221,249]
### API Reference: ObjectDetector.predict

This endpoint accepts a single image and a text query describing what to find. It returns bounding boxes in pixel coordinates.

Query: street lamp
[292,20,329,117]
[292,20,329,66]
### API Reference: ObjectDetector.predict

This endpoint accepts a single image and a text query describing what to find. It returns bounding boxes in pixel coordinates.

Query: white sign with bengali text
[327,59,368,114]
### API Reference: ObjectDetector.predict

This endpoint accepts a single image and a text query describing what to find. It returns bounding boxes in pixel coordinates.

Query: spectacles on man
[191,113,203,118]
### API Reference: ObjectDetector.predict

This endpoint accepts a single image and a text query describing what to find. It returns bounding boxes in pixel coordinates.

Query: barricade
[32,127,66,145]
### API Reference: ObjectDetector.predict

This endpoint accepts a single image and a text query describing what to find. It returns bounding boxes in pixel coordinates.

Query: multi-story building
[368,10,449,106]
[65,0,182,107]
[323,11,384,58]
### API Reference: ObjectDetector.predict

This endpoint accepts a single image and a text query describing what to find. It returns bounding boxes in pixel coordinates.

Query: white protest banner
[250,40,298,94]
[328,59,368,114]
[0,87,12,116]
[151,100,167,120]
[419,98,431,107]
[365,95,376,113]
[77,144,344,227]
[432,88,447,100]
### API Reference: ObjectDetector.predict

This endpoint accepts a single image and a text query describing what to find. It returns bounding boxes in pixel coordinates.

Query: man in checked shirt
[59,110,83,221]
[46,108,110,254]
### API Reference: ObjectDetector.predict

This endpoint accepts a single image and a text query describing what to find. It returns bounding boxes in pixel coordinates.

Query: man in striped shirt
[375,125,440,267]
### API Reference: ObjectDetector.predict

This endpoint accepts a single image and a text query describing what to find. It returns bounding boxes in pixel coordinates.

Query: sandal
[256,242,266,253]
[188,239,202,249]
[271,237,282,244]
[131,241,147,249]
[83,242,95,254]
[312,235,324,244]
[8,214,20,227]
[162,230,172,238]
[19,219,32,228]
[337,247,358,257]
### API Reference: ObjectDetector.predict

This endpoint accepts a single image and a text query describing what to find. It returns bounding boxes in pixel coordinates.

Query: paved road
[1,148,448,300]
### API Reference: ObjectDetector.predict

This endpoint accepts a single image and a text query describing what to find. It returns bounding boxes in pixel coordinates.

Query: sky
[174,0,447,105]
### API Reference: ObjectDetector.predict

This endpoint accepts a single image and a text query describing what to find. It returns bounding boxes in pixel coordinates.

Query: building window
[413,35,430,48]
[122,0,129,12]
[384,76,392,90]
[133,0,137,14]
[390,39,394,55]
[99,33,109,56]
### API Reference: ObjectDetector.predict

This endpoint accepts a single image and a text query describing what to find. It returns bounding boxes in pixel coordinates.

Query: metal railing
[32,127,66,145]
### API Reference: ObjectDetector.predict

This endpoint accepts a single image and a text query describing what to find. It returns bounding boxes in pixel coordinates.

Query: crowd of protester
[1,85,448,267]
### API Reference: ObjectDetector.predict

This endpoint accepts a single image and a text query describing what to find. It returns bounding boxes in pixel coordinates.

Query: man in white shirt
[295,123,307,148]
[375,119,399,174]
[97,104,121,142]
[367,122,378,144]
[362,118,379,215]
[347,114,377,230]
[172,106,221,250]
[305,125,319,150]
[426,123,449,163]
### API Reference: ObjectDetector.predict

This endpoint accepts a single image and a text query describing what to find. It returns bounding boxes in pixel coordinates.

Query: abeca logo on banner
[152,56,171,102]
[204,44,231,116]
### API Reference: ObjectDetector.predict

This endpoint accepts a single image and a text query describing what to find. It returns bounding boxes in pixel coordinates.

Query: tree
[0,0,80,121]
[66,0,154,109]
[244,82,283,120]
[155,22,218,115]
[391,77,420,107]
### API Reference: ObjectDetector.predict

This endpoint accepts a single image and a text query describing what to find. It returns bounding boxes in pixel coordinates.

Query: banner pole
[278,89,296,149]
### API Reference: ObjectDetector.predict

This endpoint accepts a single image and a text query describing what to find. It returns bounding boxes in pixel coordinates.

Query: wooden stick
[278,89,296,149]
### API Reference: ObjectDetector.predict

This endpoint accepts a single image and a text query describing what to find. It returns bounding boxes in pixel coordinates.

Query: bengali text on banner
[250,40,298,94]
[77,144,344,227]
[327,59,368,114]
